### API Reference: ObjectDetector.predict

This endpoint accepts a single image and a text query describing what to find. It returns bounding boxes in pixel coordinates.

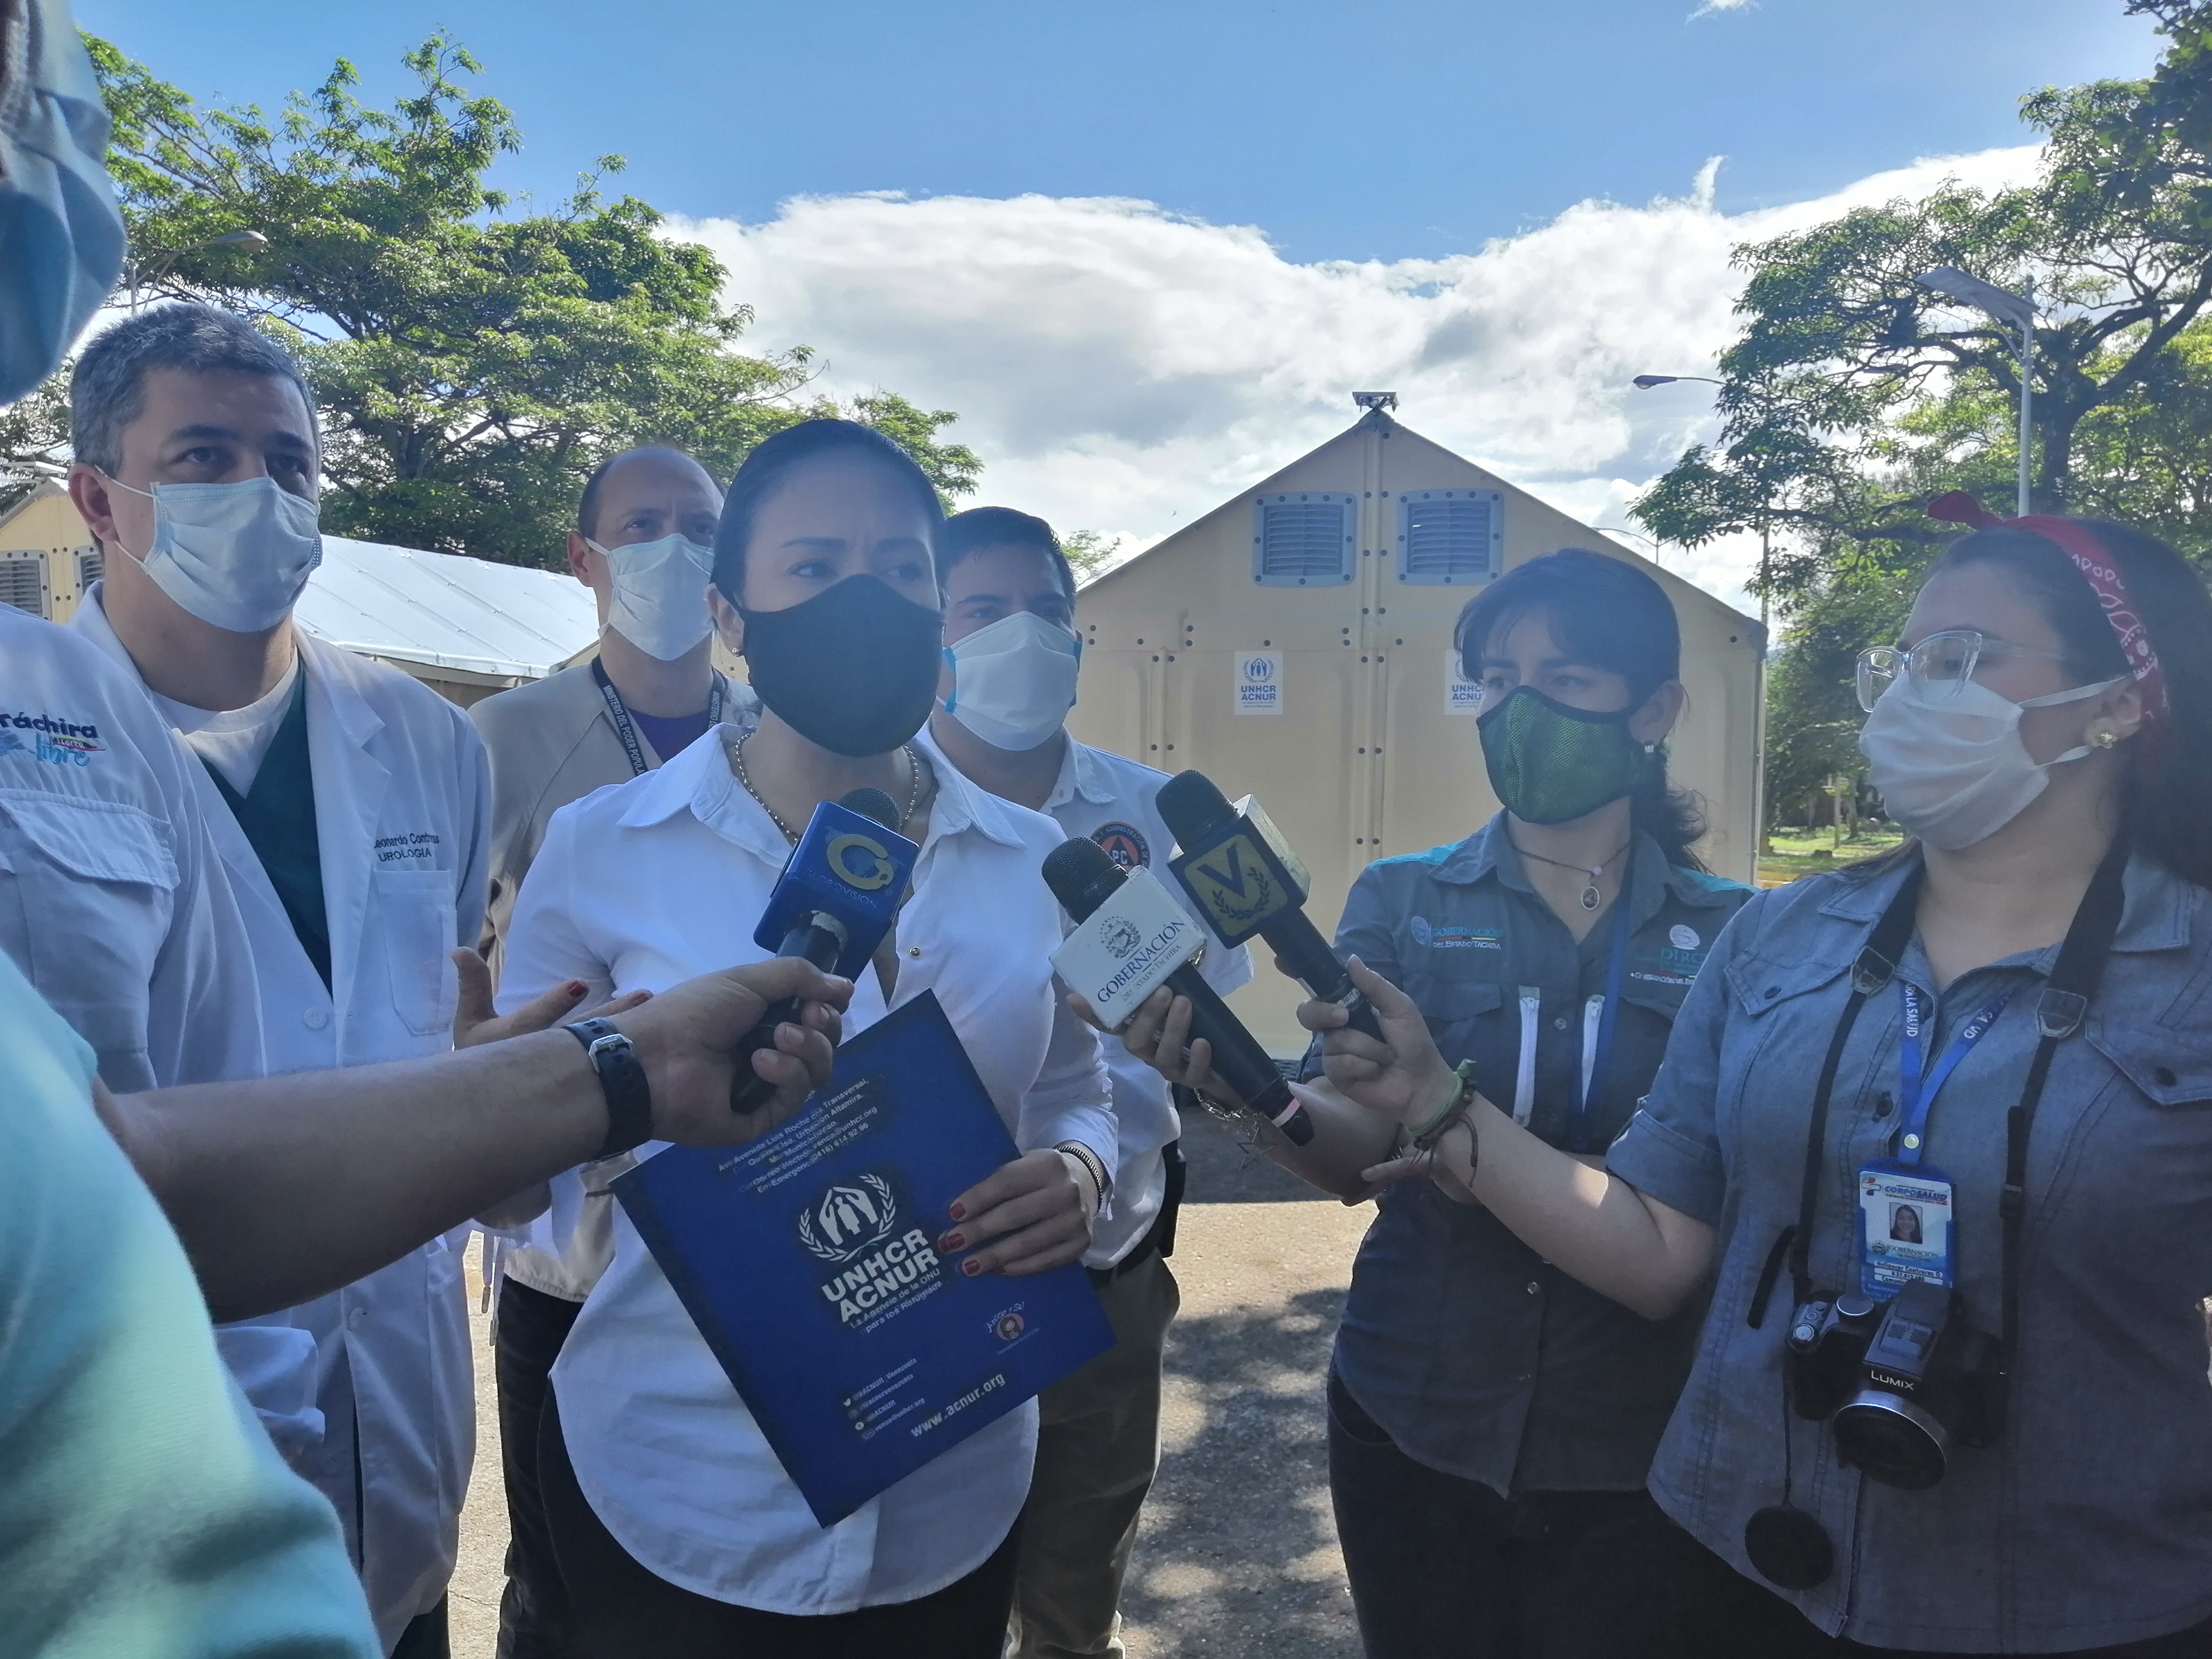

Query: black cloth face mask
[739,575,945,758]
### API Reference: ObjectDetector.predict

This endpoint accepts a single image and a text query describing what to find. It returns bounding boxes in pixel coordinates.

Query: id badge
[1857,1161,1956,1297]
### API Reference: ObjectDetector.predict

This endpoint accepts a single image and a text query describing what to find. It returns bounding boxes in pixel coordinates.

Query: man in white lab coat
[66,302,489,1658]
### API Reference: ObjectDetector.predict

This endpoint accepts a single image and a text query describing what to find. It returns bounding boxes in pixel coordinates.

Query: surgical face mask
[588,534,714,661]
[103,474,323,634]
[739,575,944,758]
[940,610,1081,751]
[0,1,127,403]
[1477,685,1650,825]
[1859,672,2126,851]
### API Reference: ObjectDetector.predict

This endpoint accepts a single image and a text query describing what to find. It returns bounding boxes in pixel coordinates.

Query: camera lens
[1833,1390,1949,1490]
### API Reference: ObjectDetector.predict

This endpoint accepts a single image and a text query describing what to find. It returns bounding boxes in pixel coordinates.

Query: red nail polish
[939,1233,964,1252]
[567,981,586,996]
[962,1259,982,1275]
[948,1202,967,1222]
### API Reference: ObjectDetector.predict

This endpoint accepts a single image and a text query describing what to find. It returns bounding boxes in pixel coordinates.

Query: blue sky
[79,0,2159,264]
[75,1,2170,607]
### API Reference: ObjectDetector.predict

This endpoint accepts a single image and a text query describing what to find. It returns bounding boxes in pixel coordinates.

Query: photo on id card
[1859,1166,1954,1295]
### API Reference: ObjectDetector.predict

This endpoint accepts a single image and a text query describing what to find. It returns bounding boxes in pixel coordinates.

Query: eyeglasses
[1855,630,2069,712]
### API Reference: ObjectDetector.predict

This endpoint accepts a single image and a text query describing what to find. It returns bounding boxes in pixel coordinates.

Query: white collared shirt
[499,724,1112,1613]
[1040,739,1252,1267]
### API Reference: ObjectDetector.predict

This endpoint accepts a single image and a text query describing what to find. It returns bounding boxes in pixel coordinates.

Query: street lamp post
[1631,373,1767,623]
[1633,370,1773,862]
[125,229,270,313]
[1916,266,2036,516]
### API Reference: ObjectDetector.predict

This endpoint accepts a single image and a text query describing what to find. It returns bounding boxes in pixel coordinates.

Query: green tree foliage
[1632,35,2212,826]
[1060,528,1124,582]
[74,33,979,567]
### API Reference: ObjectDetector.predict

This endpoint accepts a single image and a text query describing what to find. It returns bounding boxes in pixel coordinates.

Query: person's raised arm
[1307,958,1715,1320]
[100,958,851,1323]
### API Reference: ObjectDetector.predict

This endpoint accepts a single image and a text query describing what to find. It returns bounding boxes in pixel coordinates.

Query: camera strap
[1750,864,1924,1326]
[1996,836,2128,1381]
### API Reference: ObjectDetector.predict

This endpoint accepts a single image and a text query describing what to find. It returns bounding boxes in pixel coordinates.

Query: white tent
[293,536,599,704]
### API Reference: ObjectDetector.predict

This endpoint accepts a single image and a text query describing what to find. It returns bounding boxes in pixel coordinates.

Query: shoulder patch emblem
[1669,924,1700,952]
[1092,821,1150,870]
[1409,915,1433,946]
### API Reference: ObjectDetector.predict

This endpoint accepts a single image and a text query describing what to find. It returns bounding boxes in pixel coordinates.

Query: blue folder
[613,991,1116,1527]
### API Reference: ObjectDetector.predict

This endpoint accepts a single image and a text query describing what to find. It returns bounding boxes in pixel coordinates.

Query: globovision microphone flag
[1156,770,1384,1042]
[1042,835,1314,1146]
[731,787,918,1113]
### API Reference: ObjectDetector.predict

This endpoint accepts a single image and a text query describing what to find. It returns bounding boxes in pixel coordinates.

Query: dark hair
[938,506,1076,604]
[1934,519,2212,890]
[1453,547,1709,870]
[71,303,317,477]
[576,445,710,541]
[710,419,944,603]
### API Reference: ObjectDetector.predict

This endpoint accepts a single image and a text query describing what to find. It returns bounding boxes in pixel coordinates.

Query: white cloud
[674,143,2041,615]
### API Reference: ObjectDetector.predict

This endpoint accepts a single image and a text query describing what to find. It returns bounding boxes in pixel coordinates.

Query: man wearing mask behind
[924,507,1249,1659]
[469,443,742,1659]
[67,302,491,1659]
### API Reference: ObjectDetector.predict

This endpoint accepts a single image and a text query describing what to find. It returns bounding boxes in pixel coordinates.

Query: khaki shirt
[469,657,750,1298]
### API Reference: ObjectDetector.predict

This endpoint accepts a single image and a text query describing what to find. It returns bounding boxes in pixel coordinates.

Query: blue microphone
[732,788,918,1113]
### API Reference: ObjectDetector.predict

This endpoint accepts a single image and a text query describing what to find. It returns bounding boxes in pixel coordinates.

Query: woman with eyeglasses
[494,420,1114,1657]
[1119,548,1755,1658]
[1289,507,2212,1655]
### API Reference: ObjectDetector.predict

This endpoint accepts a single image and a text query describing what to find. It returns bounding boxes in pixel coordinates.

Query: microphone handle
[731,916,846,1115]
[1165,961,1316,1146]
[1258,910,1386,1042]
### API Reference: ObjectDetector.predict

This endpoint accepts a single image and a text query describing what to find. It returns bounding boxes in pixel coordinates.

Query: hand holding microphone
[1154,770,1385,1042]
[731,787,918,1113]
[1042,836,1314,1145]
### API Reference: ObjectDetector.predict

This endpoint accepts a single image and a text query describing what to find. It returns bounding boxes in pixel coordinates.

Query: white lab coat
[75,592,492,1651]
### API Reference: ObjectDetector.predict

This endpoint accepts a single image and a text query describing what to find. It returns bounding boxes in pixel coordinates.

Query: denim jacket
[1610,851,2212,1652]
[1313,814,1752,1493]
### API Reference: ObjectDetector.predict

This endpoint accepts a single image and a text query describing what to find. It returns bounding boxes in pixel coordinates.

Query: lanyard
[592,658,725,778]
[1893,982,2012,1165]
[1566,895,1633,1153]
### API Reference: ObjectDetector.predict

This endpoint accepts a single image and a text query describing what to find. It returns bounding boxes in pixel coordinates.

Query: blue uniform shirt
[1311,813,1752,1495]
[1611,850,2212,1652]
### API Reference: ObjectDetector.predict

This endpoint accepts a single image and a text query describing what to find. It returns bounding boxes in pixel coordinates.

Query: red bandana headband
[1926,491,2169,721]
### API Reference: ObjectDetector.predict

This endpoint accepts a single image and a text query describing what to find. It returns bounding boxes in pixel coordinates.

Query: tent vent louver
[1397,489,1503,585]
[0,551,46,616]
[1252,493,1356,586]
[77,549,104,592]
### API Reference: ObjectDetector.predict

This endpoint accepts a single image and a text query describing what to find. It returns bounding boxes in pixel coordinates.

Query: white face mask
[104,474,323,634]
[1859,671,2125,851]
[588,534,715,661]
[941,610,1082,751]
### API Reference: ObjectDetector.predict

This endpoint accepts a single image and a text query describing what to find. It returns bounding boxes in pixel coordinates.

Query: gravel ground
[452,1110,1371,1658]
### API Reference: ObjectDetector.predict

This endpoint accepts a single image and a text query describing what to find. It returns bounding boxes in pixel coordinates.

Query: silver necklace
[732,735,925,845]
[1512,837,1631,911]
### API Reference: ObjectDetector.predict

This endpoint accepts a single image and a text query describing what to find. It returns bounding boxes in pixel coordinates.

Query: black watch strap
[567,1017,652,1160]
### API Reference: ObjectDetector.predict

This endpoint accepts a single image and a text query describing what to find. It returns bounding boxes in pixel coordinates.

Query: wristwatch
[567,1017,652,1160]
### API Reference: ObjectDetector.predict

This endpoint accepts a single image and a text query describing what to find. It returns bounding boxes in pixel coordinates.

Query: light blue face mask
[0,0,127,403]
[103,474,324,633]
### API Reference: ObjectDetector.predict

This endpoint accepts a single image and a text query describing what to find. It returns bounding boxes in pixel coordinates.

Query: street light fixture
[125,229,271,313]
[1631,373,1721,389]
[1915,266,2035,516]
[1633,370,1771,622]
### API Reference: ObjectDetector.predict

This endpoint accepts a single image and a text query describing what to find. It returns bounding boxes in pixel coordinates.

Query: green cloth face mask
[1477,685,1650,824]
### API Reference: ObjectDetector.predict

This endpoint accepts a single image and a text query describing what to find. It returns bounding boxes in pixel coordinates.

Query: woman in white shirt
[499,419,1115,1657]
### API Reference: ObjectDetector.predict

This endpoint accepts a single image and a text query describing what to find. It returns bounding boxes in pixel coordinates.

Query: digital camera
[1786,1280,2000,1489]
